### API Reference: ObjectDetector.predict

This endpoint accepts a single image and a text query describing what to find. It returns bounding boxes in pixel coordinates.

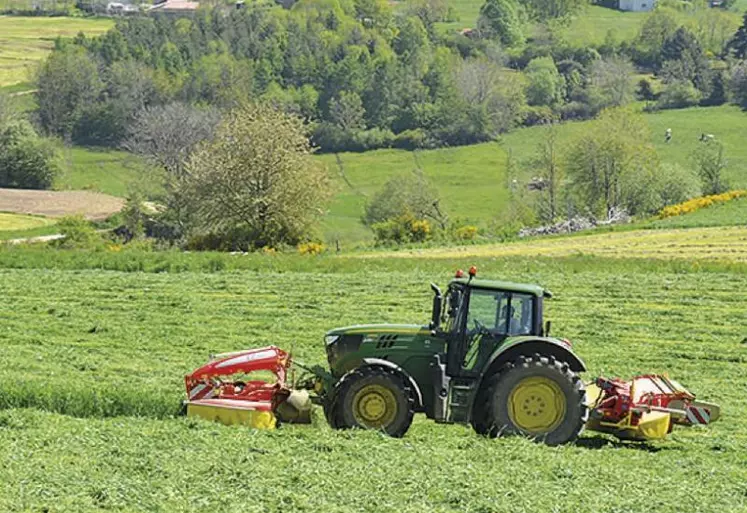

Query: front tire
[477,354,587,445]
[333,365,415,438]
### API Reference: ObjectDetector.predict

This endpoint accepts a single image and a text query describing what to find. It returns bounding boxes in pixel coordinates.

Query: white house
[619,0,655,11]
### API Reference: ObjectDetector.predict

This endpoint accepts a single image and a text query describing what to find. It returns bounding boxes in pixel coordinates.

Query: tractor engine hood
[325,324,427,339]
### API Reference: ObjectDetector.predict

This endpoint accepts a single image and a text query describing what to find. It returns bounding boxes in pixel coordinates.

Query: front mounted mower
[184,267,720,444]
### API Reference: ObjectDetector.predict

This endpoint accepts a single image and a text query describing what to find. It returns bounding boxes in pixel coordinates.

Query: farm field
[0,187,123,219]
[0,252,746,511]
[319,105,747,243]
[366,225,747,261]
[0,16,113,88]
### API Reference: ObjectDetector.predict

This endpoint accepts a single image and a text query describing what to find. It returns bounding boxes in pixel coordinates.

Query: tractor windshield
[467,289,534,336]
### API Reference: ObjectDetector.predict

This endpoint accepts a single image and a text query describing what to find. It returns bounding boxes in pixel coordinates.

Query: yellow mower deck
[186,399,277,429]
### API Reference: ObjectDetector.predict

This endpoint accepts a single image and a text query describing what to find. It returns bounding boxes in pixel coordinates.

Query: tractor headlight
[325,335,340,346]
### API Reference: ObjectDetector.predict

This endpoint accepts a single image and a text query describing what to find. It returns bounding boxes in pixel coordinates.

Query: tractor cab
[431,268,553,379]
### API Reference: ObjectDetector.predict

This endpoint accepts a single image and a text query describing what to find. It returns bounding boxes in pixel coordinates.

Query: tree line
[32,0,747,156]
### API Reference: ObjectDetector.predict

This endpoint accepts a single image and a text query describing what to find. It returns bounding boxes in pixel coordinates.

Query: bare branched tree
[124,103,221,183]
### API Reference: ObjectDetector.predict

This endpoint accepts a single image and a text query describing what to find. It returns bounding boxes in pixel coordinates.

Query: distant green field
[648,197,747,229]
[318,142,510,243]
[0,16,113,88]
[56,147,161,198]
[318,105,747,243]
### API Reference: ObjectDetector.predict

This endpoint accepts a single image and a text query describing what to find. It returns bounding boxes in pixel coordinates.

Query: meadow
[319,104,747,243]
[0,15,113,88]
[0,249,745,512]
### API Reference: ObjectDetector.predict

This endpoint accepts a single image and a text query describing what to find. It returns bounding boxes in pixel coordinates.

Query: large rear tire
[475,354,587,445]
[333,365,415,438]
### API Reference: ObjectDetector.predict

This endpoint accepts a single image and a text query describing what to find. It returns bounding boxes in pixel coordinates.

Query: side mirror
[430,283,442,330]
[544,320,551,337]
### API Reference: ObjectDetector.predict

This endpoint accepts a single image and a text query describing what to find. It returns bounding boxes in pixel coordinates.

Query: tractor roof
[451,277,552,298]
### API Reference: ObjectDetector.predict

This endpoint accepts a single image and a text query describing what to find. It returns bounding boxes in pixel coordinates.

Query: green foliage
[183,102,330,249]
[329,90,366,131]
[727,59,747,108]
[363,171,446,228]
[656,80,703,109]
[371,213,432,243]
[660,26,712,96]
[121,191,147,241]
[54,215,103,249]
[524,57,565,108]
[691,139,729,195]
[586,56,635,111]
[566,108,660,217]
[725,12,747,59]
[477,0,524,47]
[36,45,103,140]
[0,119,59,189]
[524,0,587,21]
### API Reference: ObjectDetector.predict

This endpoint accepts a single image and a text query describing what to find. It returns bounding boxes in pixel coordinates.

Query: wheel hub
[508,376,566,434]
[352,384,397,428]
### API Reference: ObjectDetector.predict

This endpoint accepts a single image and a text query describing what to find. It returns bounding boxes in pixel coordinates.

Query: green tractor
[318,268,588,445]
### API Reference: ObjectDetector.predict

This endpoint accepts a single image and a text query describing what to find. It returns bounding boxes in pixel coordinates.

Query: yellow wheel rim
[508,376,566,434]
[352,384,398,429]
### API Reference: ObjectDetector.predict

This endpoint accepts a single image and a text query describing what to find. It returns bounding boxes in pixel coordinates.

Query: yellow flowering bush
[454,225,478,241]
[297,242,325,255]
[659,190,747,219]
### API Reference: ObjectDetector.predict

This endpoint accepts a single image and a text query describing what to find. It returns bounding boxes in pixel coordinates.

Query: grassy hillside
[0,250,744,511]
[56,147,160,198]
[648,197,747,229]
[52,105,746,243]
[320,104,747,243]
[318,142,509,242]
[0,16,113,88]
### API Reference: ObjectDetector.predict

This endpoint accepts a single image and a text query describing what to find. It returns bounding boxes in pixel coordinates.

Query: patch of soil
[0,188,124,221]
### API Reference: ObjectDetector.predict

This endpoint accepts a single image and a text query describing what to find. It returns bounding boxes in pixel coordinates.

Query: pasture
[0,16,113,88]
[0,249,745,512]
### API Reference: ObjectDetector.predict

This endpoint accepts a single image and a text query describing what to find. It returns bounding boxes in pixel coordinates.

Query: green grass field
[56,147,160,197]
[0,16,113,88]
[318,105,747,243]
[0,247,745,511]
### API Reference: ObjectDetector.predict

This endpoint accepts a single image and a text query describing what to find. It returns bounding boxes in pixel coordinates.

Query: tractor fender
[478,337,586,389]
[358,358,424,410]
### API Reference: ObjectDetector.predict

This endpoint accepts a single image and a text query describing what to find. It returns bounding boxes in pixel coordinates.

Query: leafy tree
[726,12,747,59]
[364,171,446,229]
[691,139,728,195]
[0,120,59,190]
[566,108,659,218]
[532,123,563,223]
[185,53,254,107]
[727,59,747,108]
[183,102,330,249]
[656,80,702,109]
[407,0,450,32]
[636,78,655,101]
[36,45,103,139]
[587,55,635,110]
[660,27,712,96]
[329,90,366,131]
[635,9,678,67]
[477,0,524,48]
[524,57,565,107]
[450,57,526,140]
[524,0,586,21]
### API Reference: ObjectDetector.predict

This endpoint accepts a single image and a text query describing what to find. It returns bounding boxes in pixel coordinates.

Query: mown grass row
[0,262,746,512]
[1,264,745,420]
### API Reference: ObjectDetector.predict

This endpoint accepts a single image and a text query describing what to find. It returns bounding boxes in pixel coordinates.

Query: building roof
[149,0,199,11]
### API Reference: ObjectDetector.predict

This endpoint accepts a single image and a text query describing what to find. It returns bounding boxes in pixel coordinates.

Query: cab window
[466,289,534,336]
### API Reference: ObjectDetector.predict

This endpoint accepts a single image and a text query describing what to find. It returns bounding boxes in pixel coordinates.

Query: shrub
[659,190,747,218]
[54,216,103,249]
[656,81,702,109]
[393,129,430,150]
[453,225,478,241]
[297,242,325,255]
[372,214,432,244]
[0,120,59,190]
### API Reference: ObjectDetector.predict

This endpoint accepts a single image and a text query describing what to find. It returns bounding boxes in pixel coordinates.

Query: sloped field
[0,256,745,512]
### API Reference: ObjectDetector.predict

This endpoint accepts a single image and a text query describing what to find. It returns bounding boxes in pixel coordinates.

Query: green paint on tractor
[319,269,588,444]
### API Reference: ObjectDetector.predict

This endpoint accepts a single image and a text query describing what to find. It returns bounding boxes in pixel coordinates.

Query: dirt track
[0,188,123,221]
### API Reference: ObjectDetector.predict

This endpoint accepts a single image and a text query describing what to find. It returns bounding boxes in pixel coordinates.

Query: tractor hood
[325,324,428,338]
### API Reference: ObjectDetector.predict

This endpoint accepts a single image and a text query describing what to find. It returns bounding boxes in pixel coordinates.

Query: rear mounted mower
[184,268,720,444]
